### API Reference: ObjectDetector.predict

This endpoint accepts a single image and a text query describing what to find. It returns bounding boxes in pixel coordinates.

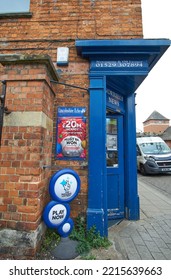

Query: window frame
[0,0,32,18]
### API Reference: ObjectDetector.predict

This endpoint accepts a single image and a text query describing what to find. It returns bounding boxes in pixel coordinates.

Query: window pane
[0,0,30,13]
[106,118,118,167]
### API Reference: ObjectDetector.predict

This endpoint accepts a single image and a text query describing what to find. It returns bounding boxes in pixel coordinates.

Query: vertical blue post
[87,74,108,236]
[124,94,139,220]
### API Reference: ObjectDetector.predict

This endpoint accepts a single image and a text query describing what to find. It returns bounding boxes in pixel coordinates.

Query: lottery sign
[56,107,86,159]
[43,201,70,229]
[43,169,81,237]
[49,169,81,203]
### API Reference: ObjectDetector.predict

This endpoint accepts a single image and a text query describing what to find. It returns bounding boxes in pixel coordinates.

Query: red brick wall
[143,120,170,134]
[0,0,143,258]
[0,0,143,76]
[0,57,58,258]
[0,0,142,42]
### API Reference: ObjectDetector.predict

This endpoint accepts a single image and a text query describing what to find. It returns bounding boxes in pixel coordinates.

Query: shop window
[0,0,30,14]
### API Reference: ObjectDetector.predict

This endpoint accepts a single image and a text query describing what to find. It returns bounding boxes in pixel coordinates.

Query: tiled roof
[161,127,171,140]
[143,110,169,123]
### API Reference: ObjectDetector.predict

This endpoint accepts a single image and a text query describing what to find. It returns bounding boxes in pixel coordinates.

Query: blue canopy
[76,39,170,95]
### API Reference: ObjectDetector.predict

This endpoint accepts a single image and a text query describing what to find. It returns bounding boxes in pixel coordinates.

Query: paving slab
[108,180,171,260]
[76,179,171,260]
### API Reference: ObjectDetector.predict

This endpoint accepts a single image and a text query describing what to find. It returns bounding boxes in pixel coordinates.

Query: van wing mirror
[136,146,141,156]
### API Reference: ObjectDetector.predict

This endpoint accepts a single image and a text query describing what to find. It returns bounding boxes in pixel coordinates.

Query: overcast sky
[136,0,171,131]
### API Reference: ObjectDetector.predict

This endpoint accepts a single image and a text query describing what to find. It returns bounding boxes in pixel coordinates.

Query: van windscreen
[140,142,170,155]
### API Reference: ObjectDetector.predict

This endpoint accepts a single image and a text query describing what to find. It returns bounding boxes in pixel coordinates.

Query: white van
[136,136,171,175]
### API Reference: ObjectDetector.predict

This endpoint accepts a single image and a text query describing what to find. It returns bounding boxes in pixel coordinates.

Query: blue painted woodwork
[76,39,170,95]
[76,39,170,236]
[87,75,108,236]
[124,94,139,220]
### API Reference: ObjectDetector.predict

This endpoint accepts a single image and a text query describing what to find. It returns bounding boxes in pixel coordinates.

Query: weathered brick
[8,205,17,212]
[0,190,9,197]
[0,205,8,212]
[13,198,23,205]
[17,205,38,214]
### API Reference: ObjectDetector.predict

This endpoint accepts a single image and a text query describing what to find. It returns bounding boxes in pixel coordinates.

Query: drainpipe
[0,81,7,145]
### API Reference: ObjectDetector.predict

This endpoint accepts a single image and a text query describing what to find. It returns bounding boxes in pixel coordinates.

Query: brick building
[143,110,170,134]
[161,127,171,148]
[0,1,170,259]
[142,110,171,148]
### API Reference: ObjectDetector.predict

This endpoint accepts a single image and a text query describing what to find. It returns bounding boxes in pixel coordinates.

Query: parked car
[136,136,171,175]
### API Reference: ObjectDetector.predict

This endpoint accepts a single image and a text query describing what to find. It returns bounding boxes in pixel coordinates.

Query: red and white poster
[56,107,86,159]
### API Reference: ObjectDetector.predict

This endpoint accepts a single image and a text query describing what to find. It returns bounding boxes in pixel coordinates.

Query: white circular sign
[49,169,81,203]
[48,204,67,226]
[54,174,77,201]
[57,217,74,237]
[62,223,71,233]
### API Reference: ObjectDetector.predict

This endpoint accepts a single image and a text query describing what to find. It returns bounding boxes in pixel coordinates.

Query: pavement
[89,179,171,260]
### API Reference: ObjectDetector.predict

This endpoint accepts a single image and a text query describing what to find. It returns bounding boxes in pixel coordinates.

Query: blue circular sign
[43,201,70,229]
[57,218,74,238]
[49,169,81,203]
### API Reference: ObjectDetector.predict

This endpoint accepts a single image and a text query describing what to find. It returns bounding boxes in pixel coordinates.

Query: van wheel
[140,164,147,176]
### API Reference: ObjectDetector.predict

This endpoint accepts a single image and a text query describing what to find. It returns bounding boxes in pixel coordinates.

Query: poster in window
[56,107,86,160]
[107,134,117,151]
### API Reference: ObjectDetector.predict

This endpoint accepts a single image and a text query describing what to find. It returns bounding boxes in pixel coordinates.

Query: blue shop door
[106,115,124,220]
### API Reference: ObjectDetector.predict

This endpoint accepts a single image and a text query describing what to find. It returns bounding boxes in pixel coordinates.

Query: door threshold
[108,219,123,228]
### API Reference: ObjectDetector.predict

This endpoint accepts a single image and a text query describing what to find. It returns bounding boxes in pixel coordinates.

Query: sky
[136,0,171,132]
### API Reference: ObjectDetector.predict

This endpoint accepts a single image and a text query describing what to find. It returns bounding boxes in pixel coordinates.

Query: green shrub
[70,216,111,255]
[40,228,60,252]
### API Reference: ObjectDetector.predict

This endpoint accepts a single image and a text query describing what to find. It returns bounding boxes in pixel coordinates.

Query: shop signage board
[56,107,86,160]
[106,88,124,113]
